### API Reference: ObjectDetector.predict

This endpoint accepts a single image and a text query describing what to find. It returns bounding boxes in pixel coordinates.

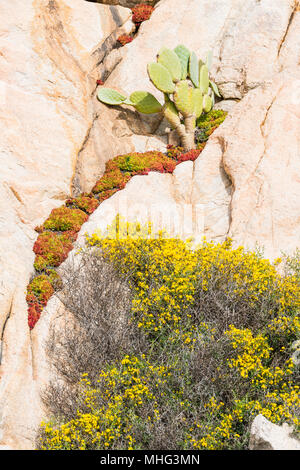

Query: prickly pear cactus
[97,88,127,105]
[193,88,204,118]
[97,45,222,151]
[199,64,209,95]
[174,81,194,117]
[157,47,182,83]
[203,94,213,113]
[189,51,199,88]
[147,62,175,93]
[129,91,162,114]
[163,98,181,130]
[174,44,190,80]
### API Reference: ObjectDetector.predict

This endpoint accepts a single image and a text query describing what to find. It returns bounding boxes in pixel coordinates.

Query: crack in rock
[277,1,298,57]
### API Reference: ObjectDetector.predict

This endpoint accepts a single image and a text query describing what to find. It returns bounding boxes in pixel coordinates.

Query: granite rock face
[0,0,132,449]
[0,0,300,449]
[194,68,300,259]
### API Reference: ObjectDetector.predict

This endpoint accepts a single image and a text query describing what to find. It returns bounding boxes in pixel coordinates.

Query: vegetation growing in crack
[97,45,222,151]
[131,3,154,25]
[117,34,133,46]
[26,110,227,330]
[38,218,300,450]
[116,4,155,48]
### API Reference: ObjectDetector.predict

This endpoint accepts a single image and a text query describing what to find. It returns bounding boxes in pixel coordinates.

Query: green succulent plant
[97,45,221,151]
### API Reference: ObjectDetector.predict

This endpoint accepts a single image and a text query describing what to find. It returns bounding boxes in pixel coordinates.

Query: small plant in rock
[66,195,99,215]
[117,34,133,46]
[97,46,221,151]
[41,207,88,232]
[33,231,77,271]
[195,109,227,143]
[27,270,62,329]
[131,4,155,25]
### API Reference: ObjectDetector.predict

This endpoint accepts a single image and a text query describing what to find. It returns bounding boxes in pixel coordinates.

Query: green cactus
[157,47,182,83]
[203,94,213,113]
[189,51,199,88]
[174,81,194,117]
[97,88,127,105]
[147,62,175,93]
[163,98,181,129]
[129,91,162,114]
[97,45,222,151]
[174,44,190,79]
[209,79,221,98]
[193,88,203,118]
[199,64,209,95]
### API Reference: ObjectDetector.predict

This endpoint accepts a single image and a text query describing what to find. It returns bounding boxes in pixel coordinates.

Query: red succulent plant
[132,4,154,24]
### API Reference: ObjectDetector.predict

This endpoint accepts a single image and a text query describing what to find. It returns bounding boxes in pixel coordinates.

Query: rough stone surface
[0,0,300,450]
[105,0,299,100]
[214,100,238,113]
[189,68,300,260]
[0,0,132,450]
[249,414,300,450]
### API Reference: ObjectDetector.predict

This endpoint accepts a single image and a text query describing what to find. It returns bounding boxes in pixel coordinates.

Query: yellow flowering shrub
[40,355,168,450]
[187,325,299,450]
[39,218,300,450]
[87,217,198,336]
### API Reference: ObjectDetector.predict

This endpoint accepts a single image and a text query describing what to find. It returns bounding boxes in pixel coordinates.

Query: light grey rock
[249,414,300,450]
[214,100,238,113]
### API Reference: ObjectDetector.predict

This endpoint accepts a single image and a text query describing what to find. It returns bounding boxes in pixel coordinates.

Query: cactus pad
[203,94,213,113]
[199,64,209,95]
[211,92,215,108]
[189,52,199,87]
[163,100,181,129]
[174,81,194,117]
[147,62,175,93]
[122,98,135,106]
[193,88,203,118]
[174,44,190,80]
[209,80,221,98]
[157,48,182,83]
[130,91,162,114]
[97,88,127,105]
